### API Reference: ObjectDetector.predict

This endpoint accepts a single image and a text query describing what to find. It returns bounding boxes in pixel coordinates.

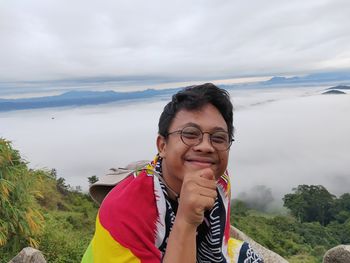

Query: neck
[160,163,181,201]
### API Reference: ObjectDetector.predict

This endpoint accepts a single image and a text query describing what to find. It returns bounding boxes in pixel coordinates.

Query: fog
[1,86,349,205]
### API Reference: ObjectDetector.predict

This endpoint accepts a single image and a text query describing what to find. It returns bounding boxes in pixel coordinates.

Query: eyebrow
[182,122,228,132]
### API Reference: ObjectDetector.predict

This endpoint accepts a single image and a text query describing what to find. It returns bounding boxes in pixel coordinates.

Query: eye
[211,132,228,144]
[182,127,201,139]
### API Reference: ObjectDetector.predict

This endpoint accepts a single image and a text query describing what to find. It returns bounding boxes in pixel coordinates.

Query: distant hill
[322,90,347,95]
[262,72,350,86]
[326,85,350,90]
[2,71,350,112]
[0,88,180,112]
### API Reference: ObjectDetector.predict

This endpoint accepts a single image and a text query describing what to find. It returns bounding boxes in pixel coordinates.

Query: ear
[156,135,167,158]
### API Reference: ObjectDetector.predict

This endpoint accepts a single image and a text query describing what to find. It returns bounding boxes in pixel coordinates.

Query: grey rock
[230,225,289,263]
[323,245,350,263]
[8,247,46,263]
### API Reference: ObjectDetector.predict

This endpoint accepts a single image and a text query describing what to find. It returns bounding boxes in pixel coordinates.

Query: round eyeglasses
[166,126,234,151]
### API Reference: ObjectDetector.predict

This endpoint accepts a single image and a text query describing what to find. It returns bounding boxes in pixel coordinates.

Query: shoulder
[98,170,159,243]
[92,169,163,261]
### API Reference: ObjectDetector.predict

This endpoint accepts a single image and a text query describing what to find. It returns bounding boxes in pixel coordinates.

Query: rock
[230,226,288,263]
[8,247,46,263]
[323,245,350,263]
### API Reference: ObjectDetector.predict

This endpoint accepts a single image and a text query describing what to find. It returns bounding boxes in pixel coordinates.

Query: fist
[176,168,217,226]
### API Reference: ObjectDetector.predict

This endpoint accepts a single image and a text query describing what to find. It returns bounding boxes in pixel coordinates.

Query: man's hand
[176,168,217,226]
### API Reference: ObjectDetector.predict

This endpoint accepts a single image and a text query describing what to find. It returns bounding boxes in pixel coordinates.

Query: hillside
[0,138,98,263]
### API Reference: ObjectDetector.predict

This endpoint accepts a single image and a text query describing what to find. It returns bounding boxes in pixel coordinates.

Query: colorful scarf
[81,155,263,263]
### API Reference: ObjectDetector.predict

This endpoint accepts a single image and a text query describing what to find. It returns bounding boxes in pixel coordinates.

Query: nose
[192,133,215,152]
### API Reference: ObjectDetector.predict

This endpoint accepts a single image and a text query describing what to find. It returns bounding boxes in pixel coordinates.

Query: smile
[185,157,216,168]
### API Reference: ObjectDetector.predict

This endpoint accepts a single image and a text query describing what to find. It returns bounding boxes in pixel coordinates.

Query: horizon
[2,1,350,93]
[1,70,350,100]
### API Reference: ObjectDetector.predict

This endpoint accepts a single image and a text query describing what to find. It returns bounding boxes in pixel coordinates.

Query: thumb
[199,168,215,181]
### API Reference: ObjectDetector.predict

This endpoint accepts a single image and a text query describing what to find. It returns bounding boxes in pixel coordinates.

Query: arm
[163,168,217,263]
[162,217,197,262]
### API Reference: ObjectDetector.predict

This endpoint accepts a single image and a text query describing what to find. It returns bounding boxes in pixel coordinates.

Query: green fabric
[81,241,93,263]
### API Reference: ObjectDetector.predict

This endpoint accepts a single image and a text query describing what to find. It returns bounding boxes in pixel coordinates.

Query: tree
[331,193,350,223]
[88,175,99,185]
[283,185,335,225]
[50,168,57,179]
[56,177,69,195]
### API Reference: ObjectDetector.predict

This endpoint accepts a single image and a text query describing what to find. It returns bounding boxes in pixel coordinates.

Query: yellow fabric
[228,237,244,263]
[90,214,141,263]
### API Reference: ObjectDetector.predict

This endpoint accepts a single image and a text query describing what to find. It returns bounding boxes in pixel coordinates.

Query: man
[82,83,263,262]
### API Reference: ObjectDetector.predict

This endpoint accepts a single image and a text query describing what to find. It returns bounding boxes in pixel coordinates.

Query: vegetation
[1,137,349,262]
[0,138,98,263]
[231,185,350,263]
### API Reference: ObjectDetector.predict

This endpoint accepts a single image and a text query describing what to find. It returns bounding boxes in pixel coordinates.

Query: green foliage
[288,254,320,263]
[88,175,99,185]
[283,185,336,225]
[0,138,98,262]
[331,193,350,223]
[39,210,96,263]
[326,219,350,244]
[230,199,249,216]
[0,138,44,252]
[231,194,349,263]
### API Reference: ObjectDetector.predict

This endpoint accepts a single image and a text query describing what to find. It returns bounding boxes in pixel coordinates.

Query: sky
[1,0,350,93]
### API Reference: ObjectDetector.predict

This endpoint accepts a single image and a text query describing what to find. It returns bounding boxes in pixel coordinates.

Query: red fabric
[99,172,162,262]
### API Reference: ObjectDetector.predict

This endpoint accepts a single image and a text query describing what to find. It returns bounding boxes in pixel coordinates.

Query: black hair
[158,83,234,140]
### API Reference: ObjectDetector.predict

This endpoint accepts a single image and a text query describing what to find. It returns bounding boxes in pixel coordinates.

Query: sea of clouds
[1,86,349,209]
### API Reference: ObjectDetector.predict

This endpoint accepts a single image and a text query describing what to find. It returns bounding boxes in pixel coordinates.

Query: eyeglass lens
[180,126,230,150]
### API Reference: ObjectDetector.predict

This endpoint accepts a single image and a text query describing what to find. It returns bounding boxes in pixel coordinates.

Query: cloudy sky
[1,0,350,88]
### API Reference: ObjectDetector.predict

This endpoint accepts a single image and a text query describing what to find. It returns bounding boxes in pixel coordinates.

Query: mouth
[184,157,216,168]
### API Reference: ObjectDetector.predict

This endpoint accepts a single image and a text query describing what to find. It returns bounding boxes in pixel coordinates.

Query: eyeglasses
[166,126,233,151]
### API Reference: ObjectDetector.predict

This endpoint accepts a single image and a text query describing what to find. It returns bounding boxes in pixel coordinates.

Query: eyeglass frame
[165,125,234,151]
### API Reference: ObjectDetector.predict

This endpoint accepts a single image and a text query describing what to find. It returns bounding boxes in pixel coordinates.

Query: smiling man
[82,83,263,262]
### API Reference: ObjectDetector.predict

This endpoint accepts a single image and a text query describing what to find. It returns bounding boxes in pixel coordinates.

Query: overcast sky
[1,0,350,86]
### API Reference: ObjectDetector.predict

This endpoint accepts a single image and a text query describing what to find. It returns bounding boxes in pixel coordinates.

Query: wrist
[173,214,198,233]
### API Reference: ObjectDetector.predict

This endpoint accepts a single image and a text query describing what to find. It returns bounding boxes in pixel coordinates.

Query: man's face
[157,103,230,194]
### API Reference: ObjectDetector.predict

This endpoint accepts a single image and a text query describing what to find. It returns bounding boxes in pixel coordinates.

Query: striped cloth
[81,156,263,263]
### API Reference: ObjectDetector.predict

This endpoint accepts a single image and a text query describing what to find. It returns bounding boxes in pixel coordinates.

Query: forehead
[170,104,227,131]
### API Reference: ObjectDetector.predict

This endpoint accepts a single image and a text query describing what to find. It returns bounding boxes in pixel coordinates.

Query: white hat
[89,160,150,205]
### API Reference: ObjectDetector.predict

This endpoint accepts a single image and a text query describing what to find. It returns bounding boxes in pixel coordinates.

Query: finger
[196,177,217,190]
[198,188,217,200]
[197,195,216,211]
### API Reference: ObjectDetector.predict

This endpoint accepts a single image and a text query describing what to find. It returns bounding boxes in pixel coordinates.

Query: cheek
[219,154,229,171]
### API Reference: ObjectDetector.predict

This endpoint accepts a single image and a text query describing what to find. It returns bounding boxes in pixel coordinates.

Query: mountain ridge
[1,71,350,112]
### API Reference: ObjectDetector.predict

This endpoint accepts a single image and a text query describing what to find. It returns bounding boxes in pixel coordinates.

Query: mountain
[0,88,180,112]
[1,71,350,112]
[322,90,347,95]
[263,72,350,86]
[326,85,350,90]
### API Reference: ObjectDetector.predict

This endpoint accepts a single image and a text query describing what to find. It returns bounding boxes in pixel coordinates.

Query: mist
[0,86,349,205]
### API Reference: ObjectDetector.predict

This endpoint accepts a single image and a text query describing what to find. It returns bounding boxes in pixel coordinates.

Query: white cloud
[1,86,349,201]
